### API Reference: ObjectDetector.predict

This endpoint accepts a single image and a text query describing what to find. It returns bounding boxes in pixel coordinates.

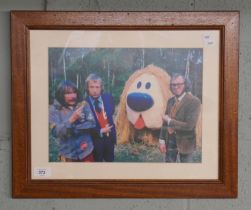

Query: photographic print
[48,47,203,163]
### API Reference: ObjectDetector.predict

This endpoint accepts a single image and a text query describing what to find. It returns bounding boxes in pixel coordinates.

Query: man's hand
[162,114,171,123]
[68,106,84,124]
[159,143,167,153]
[101,124,113,135]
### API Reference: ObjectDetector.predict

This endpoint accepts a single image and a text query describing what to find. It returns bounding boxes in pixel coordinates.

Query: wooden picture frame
[11,11,239,198]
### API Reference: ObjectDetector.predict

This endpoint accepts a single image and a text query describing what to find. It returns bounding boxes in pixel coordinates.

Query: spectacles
[170,83,185,88]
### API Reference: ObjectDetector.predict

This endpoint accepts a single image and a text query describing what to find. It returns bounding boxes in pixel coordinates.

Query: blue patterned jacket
[49,100,96,160]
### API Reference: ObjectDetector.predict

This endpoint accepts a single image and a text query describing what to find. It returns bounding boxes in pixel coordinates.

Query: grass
[115,142,202,163]
[49,134,202,163]
[114,142,165,162]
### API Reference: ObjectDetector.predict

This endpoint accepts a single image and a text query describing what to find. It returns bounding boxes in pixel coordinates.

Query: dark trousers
[165,133,178,162]
[165,134,193,163]
[93,137,114,162]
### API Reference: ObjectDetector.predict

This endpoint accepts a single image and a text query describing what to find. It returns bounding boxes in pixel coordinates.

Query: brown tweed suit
[160,93,201,154]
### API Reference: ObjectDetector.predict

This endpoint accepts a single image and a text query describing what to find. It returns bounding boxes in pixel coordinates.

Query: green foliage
[49,130,60,162]
[49,48,203,105]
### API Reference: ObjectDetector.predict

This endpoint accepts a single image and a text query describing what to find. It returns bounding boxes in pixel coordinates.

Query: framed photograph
[11,11,239,198]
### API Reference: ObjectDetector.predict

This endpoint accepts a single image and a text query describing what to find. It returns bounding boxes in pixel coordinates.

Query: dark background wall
[0,0,250,209]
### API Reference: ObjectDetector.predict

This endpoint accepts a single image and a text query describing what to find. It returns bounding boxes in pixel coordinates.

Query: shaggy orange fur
[115,64,172,144]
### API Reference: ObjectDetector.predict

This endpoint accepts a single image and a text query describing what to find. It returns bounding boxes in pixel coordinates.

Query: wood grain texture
[11,11,239,198]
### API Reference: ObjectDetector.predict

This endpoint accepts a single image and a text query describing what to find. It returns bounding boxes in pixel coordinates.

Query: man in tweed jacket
[159,73,201,163]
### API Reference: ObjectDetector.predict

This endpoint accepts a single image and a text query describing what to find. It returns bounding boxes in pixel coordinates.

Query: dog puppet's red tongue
[134,115,145,129]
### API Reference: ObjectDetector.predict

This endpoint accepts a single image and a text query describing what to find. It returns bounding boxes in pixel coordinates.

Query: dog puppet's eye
[137,81,142,89]
[145,82,151,89]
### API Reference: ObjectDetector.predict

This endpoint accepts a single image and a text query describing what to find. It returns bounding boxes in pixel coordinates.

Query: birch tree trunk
[142,48,145,68]
[63,53,66,81]
[107,62,110,93]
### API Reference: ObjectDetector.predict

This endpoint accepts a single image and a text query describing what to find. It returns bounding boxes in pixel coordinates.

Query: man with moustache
[49,80,96,162]
[159,73,201,163]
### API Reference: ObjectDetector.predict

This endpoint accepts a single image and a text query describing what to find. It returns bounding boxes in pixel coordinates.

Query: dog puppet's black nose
[127,92,154,112]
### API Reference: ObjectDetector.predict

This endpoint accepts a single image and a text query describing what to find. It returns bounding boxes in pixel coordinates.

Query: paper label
[203,34,214,46]
[34,167,51,177]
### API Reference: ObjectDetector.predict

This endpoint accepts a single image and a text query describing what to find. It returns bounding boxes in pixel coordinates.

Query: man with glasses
[159,73,201,163]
